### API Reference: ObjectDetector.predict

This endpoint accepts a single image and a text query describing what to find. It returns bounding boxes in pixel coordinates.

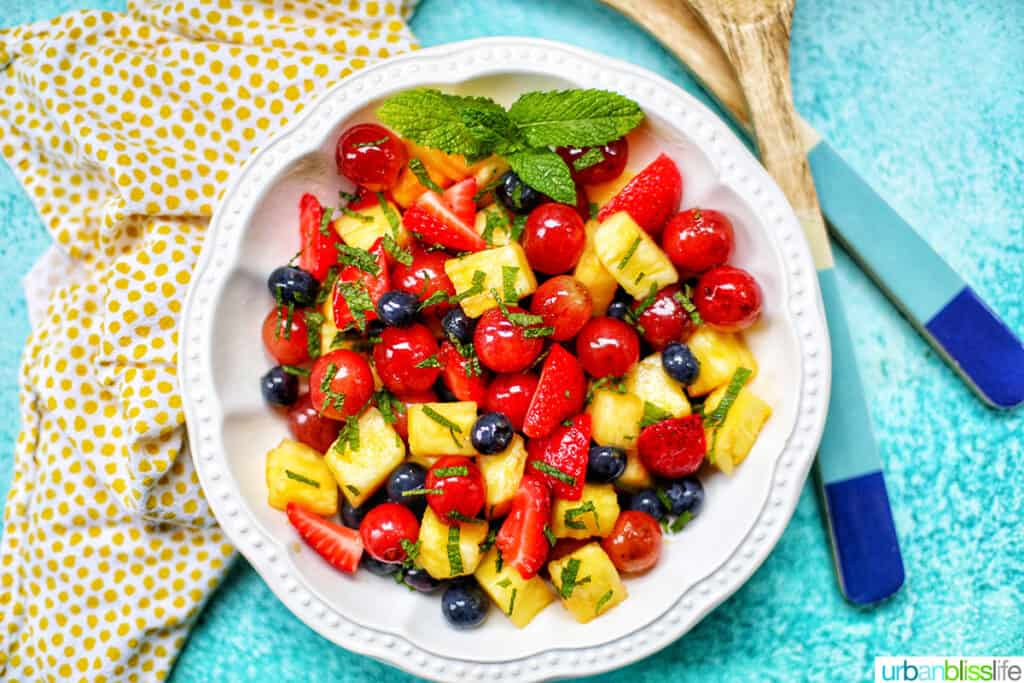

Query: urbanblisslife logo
[875,658,1024,682]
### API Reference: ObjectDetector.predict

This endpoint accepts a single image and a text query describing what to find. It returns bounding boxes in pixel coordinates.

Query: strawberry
[526,413,591,501]
[442,177,478,226]
[298,193,342,281]
[438,341,490,403]
[637,414,707,478]
[333,237,389,329]
[496,474,552,580]
[286,502,363,573]
[348,185,394,211]
[597,154,682,236]
[522,345,586,439]
[403,190,486,253]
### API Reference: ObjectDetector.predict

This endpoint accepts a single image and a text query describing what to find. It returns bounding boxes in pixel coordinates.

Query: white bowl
[179,37,830,682]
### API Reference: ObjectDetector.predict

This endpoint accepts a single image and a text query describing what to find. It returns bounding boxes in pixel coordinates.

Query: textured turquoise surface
[2,1,1022,681]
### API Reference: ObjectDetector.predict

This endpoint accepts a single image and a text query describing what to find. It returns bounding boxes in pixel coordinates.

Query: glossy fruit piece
[261,306,311,366]
[403,189,486,253]
[496,474,552,580]
[694,265,763,332]
[298,193,342,281]
[443,243,539,318]
[287,394,342,452]
[575,316,640,378]
[441,582,489,629]
[402,567,444,593]
[336,123,407,191]
[425,456,486,524]
[662,208,734,277]
[484,372,539,432]
[606,300,629,321]
[470,412,514,455]
[261,366,299,407]
[443,177,478,226]
[632,284,697,351]
[521,345,586,440]
[586,445,627,483]
[473,306,544,373]
[391,247,455,317]
[266,440,338,515]
[525,413,591,501]
[593,212,679,298]
[386,462,428,515]
[496,170,543,214]
[597,154,683,237]
[341,494,381,529]
[333,238,389,329]
[287,502,363,573]
[623,489,668,520]
[438,341,490,404]
[308,349,375,420]
[601,510,662,574]
[359,502,421,564]
[573,216,619,315]
[637,414,707,478]
[268,265,318,307]
[661,342,700,385]
[556,138,629,186]
[389,388,437,442]
[522,203,586,274]
[372,323,442,395]
[662,477,704,517]
[529,275,592,342]
[376,290,419,327]
[441,307,475,344]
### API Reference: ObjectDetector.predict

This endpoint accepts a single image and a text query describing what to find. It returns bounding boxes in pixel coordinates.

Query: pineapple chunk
[468,155,510,201]
[265,439,338,515]
[587,170,634,208]
[408,402,479,458]
[548,542,627,623]
[332,199,409,251]
[587,388,643,450]
[474,204,512,247]
[594,212,678,298]
[617,450,654,491]
[626,353,692,418]
[444,243,537,318]
[550,484,619,539]
[407,453,441,470]
[478,435,528,519]
[417,507,488,579]
[324,408,405,507]
[686,326,758,397]
[573,219,619,315]
[392,141,472,207]
[703,384,772,474]
[474,546,554,628]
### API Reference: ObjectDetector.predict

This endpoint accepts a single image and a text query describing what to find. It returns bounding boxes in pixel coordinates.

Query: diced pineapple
[626,353,692,418]
[332,199,409,251]
[550,484,619,539]
[474,546,554,627]
[573,219,619,315]
[407,453,441,470]
[407,401,479,457]
[594,212,678,298]
[548,542,627,623]
[417,507,489,579]
[467,155,510,201]
[323,408,405,507]
[685,326,758,397]
[444,244,537,318]
[617,450,654,491]
[703,384,772,474]
[587,388,643,450]
[478,435,528,519]
[587,170,634,208]
[474,204,512,247]
[392,142,471,207]
[265,439,338,515]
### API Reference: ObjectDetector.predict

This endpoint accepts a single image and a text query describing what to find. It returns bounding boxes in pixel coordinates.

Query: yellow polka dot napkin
[0,1,417,679]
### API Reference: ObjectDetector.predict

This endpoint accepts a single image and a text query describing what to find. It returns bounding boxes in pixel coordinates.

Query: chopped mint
[285,470,320,488]
[408,157,443,193]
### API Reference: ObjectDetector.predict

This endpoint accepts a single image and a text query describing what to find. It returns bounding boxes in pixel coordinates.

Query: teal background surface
[1,1,1022,680]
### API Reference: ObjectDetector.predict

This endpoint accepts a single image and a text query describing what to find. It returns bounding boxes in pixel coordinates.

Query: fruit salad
[258,87,772,630]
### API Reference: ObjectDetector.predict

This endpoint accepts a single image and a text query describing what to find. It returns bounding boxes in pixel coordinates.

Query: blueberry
[624,488,668,521]
[496,171,543,214]
[361,554,401,576]
[377,290,420,327]
[661,477,704,517]
[340,494,381,529]
[441,308,475,345]
[471,412,514,455]
[268,265,319,306]
[386,463,428,515]
[260,366,298,407]
[441,582,489,629]
[402,567,444,593]
[662,342,700,385]
[606,300,630,321]
[587,445,627,483]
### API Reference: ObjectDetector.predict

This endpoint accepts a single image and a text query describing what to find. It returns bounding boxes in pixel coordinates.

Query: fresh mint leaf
[507,89,644,148]
[377,89,503,159]
[573,147,605,171]
[459,105,522,154]
[505,148,576,205]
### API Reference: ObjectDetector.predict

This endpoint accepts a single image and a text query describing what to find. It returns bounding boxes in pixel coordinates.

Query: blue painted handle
[816,269,905,604]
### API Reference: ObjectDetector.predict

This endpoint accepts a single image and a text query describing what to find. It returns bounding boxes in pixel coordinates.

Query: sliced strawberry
[286,502,363,573]
[597,154,682,237]
[438,341,490,403]
[347,185,393,211]
[496,474,552,580]
[333,237,389,329]
[443,177,478,226]
[403,191,486,253]
[522,345,586,439]
[525,413,591,501]
[637,414,706,478]
[299,193,342,281]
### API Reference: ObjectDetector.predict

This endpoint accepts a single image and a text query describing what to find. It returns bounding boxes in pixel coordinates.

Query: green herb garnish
[401,488,443,497]
[704,366,752,463]
[588,201,599,221]
[336,244,381,275]
[341,206,373,223]
[422,405,464,448]
[285,470,320,488]
[281,365,310,377]
[345,483,361,497]
[480,528,497,553]
[373,388,403,424]
[447,525,463,575]
[415,355,442,369]
[670,510,694,533]
[400,538,421,568]
[336,280,375,331]
[656,488,673,512]
[452,270,487,303]
[572,147,605,171]
[674,285,703,326]
[447,511,484,524]
[564,501,599,530]
[319,206,334,235]
[501,266,519,303]
[316,266,338,305]
[509,214,528,242]
[530,461,576,487]
[507,588,518,616]
[337,416,360,453]
[433,465,469,478]
[318,363,346,412]
[558,558,589,598]
[543,525,557,547]
[408,157,443,193]
[304,310,325,359]
[595,589,614,616]
[353,136,390,148]
[616,236,641,270]
[639,401,673,429]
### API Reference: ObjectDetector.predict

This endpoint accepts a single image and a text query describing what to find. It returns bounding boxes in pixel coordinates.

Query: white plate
[179,37,830,682]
